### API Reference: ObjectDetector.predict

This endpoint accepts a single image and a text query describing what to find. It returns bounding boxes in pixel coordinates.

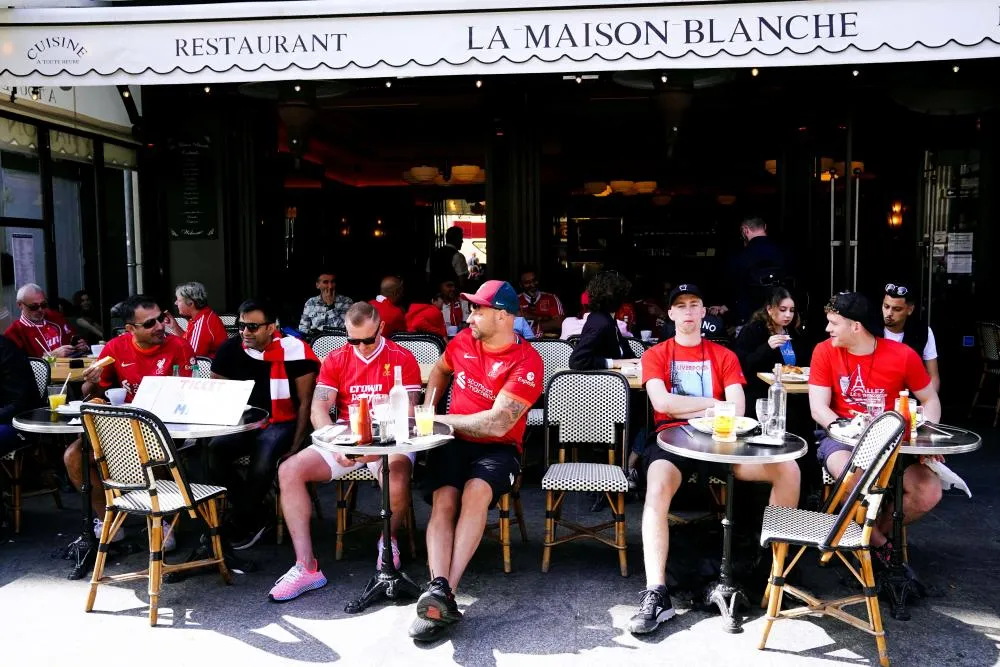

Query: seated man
[209,299,319,550]
[882,282,940,392]
[438,279,469,331]
[410,280,542,641]
[810,291,942,563]
[299,270,354,335]
[5,283,89,358]
[0,336,40,457]
[628,284,800,635]
[270,302,422,602]
[518,268,564,335]
[74,294,196,546]
[368,276,408,338]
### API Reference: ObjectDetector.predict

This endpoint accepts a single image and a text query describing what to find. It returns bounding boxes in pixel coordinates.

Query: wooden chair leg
[499,492,512,573]
[147,516,163,626]
[542,490,554,573]
[758,542,788,650]
[207,499,232,584]
[513,485,528,543]
[859,549,890,667]
[86,509,115,612]
[901,525,909,564]
[275,491,284,545]
[335,481,347,561]
[12,451,23,534]
[615,492,627,577]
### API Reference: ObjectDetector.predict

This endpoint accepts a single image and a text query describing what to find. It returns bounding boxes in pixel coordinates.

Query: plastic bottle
[172,364,179,377]
[389,365,410,443]
[898,390,912,443]
[767,363,787,438]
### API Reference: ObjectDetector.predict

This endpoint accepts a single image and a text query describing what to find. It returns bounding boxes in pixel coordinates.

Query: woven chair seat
[332,466,376,482]
[542,462,628,493]
[234,455,251,466]
[1,451,13,461]
[527,408,543,427]
[111,480,226,514]
[759,505,864,550]
[823,467,836,486]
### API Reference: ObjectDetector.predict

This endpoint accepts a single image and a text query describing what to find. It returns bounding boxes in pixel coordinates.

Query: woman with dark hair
[71,289,104,344]
[569,271,636,370]
[734,286,811,401]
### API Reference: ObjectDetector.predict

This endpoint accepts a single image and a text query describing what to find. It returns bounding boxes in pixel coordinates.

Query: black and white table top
[13,406,270,439]
[657,425,808,465]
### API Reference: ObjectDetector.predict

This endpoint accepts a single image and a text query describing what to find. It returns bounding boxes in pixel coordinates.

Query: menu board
[165,136,218,240]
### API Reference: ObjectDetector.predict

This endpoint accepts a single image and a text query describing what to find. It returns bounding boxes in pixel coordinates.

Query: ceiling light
[122,89,130,98]
[751,68,759,77]
[575,75,582,84]
[294,84,302,92]
[203,86,211,94]
[852,69,859,77]
[660,74,668,83]
[953,65,961,73]
[29,87,40,100]
[385,80,392,88]
[475,79,482,88]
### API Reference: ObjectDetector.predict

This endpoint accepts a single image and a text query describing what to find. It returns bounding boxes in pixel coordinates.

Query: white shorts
[308,444,416,482]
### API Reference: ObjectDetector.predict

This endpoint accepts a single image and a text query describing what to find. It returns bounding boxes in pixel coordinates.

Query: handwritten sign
[131,376,254,425]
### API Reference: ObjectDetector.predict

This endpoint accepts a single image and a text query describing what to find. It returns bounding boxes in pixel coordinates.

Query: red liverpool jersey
[518,291,564,319]
[442,328,543,451]
[184,308,229,358]
[98,333,195,401]
[4,311,76,357]
[317,337,422,421]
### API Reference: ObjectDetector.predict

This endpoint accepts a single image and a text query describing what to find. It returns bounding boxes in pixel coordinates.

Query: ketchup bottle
[357,395,373,444]
[897,390,911,444]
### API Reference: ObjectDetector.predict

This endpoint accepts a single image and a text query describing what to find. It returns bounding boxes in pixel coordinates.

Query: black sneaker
[627,587,676,635]
[231,523,270,551]
[408,617,447,642]
[415,577,462,628]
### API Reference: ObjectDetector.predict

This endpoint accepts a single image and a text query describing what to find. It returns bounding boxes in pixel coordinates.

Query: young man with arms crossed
[270,303,422,601]
[809,291,943,563]
[628,284,801,635]
[410,280,543,641]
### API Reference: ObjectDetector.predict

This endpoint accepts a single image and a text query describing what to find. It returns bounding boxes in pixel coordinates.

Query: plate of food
[55,400,84,416]
[688,416,759,436]
[780,365,809,383]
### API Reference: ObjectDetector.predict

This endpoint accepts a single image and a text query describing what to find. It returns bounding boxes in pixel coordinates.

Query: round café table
[827,421,981,620]
[312,418,453,614]
[12,406,269,580]
[657,424,807,633]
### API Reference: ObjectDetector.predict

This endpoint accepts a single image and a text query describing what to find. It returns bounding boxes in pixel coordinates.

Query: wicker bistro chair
[1,357,62,533]
[219,314,238,327]
[391,332,446,364]
[312,333,349,361]
[541,370,631,576]
[758,412,906,667]
[624,337,650,359]
[969,321,1000,426]
[80,404,231,626]
[192,356,213,379]
[526,339,574,428]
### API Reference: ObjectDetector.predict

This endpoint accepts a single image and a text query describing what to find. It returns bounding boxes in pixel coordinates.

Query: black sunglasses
[23,301,48,311]
[347,322,382,346]
[130,312,169,330]
[237,321,274,333]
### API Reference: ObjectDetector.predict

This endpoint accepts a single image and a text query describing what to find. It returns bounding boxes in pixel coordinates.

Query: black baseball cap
[668,283,704,306]
[825,291,882,336]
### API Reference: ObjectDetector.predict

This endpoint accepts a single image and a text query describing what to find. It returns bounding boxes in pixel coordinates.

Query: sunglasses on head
[130,312,169,330]
[885,283,909,297]
[237,321,273,333]
[23,301,48,311]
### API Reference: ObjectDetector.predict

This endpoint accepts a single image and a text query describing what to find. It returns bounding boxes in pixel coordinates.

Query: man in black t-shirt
[209,299,319,550]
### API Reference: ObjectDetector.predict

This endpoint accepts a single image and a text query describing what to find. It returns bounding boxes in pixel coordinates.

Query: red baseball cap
[460,280,520,315]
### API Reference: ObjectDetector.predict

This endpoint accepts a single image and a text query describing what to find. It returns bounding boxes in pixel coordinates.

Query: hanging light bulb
[29,87,40,101]
[475,79,482,88]
[203,86,211,94]
[385,80,392,88]
[751,68,759,77]
[660,73,668,83]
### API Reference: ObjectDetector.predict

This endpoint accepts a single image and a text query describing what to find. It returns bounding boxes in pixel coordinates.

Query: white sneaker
[93,518,124,543]
[161,519,176,553]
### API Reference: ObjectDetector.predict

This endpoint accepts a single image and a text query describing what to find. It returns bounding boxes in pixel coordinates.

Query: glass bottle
[767,363,787,438]
[389,366,410,443]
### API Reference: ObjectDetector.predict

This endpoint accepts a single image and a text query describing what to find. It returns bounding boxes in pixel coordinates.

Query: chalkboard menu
[165,136,218,240]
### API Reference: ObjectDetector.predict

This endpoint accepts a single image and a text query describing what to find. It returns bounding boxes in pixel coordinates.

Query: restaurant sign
[1,0,999,86]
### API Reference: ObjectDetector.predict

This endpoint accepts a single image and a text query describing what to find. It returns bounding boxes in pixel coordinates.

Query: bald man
[369,276,407,338]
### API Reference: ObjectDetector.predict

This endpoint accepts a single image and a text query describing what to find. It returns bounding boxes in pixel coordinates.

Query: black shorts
[639,429,706,484]
[425,438,521,508]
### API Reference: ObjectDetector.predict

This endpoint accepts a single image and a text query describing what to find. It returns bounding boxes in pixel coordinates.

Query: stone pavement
[1,418,998,666]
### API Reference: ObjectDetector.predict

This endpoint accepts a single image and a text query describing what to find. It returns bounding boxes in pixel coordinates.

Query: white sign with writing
[131,376,254,426]
[2,0,1000,85]
[947,232,974,253]
[946,253,973,275]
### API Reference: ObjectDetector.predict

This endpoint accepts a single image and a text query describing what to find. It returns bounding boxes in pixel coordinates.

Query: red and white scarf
[243,333,318,424]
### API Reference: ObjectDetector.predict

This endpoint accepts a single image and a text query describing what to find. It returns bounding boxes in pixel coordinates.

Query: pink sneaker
[377,537,401,571]
[268,562,327,602]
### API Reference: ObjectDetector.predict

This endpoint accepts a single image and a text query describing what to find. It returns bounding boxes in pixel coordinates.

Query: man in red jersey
[626,284,800,636]
[69,295,195,543]
[166,281,228,358]
[4,283,88,358]
[408,280,542,641]
[368,275,408,338]
[270,302,422,602]
[518,268,564,335]
[809,291,942,560]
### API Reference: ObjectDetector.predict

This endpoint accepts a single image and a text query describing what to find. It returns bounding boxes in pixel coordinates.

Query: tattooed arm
[437,392,531,440]
[311,383,338,428]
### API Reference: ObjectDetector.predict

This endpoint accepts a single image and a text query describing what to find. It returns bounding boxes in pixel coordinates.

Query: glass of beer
[47,386,67,410]
[348,402,362,435]
[704,401,737,443]
[414,405,435,437]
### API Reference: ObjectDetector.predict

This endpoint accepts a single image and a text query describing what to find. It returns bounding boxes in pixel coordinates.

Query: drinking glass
[369,395,392,442]
[47,386,67,410]
[704,401,737,443]
[348,402,362,436]
[755,399,772,427]
[414,405,435,436]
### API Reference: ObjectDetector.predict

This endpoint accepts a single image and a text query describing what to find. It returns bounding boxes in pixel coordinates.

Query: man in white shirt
[882,282,940,392]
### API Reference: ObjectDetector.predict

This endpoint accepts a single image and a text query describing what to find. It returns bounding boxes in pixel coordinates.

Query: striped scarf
[243,333,318,424]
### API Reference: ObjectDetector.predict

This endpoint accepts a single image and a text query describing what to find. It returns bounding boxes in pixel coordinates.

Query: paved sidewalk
[2,420,998,666]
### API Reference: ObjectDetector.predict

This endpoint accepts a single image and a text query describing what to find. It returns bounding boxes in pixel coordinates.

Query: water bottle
[389,365,410,443]
[172,364,179,377]
[767,363,787,438]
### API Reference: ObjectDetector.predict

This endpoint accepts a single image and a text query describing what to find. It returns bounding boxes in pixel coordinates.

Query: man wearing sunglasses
[209,299,319,550]
[883,282,940,393]
[4,283,88,358]
[409,280,543,641]
[269,302,422,602]
[69,294,195,545]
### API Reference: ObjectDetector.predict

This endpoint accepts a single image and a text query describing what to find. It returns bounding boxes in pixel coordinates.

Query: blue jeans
[206,421,295,527]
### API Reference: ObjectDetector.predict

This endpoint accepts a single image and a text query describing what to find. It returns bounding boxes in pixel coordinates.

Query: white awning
[1,0,998,86]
